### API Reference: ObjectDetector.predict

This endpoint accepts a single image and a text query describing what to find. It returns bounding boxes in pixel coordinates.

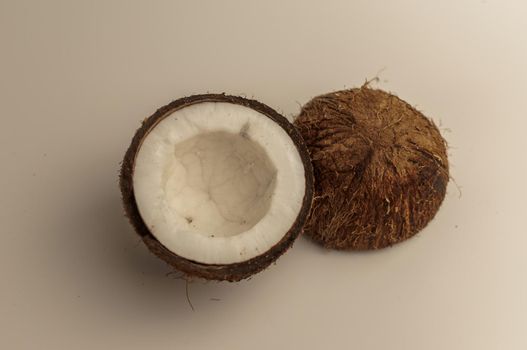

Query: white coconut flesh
[133,102,306,265]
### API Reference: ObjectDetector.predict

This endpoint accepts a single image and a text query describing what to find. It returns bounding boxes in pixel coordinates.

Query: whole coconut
[294,87,449,250]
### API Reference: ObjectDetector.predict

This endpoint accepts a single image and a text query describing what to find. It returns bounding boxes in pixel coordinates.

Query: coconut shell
[120,94,314,281]
[294,87,449,250]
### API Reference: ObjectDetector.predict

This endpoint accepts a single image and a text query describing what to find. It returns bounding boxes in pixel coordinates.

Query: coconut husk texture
[294,87,449,250]
[120,94,314,281]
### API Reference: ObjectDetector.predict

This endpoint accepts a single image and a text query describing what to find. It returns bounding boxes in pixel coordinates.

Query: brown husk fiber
[120,94,314,281]
[294,87,449,250]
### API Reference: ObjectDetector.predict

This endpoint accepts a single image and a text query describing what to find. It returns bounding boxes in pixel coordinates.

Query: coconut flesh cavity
[120,95,313,281]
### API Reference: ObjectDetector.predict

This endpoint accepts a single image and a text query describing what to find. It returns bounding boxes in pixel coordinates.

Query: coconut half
[295,87,449,250]
[120,94,313,281]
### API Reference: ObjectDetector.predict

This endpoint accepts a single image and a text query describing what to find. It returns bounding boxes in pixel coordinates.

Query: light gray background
[1,1,525,349]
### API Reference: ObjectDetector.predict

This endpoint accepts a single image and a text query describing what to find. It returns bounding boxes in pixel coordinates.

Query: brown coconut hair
[294,87,449,250]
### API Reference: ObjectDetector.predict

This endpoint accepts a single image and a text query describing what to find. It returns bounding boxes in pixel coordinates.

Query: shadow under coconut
[67,175,265,320]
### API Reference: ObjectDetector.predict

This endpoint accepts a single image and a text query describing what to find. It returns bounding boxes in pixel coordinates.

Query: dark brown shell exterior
[120,94,314,281]
[294,87,449,250]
